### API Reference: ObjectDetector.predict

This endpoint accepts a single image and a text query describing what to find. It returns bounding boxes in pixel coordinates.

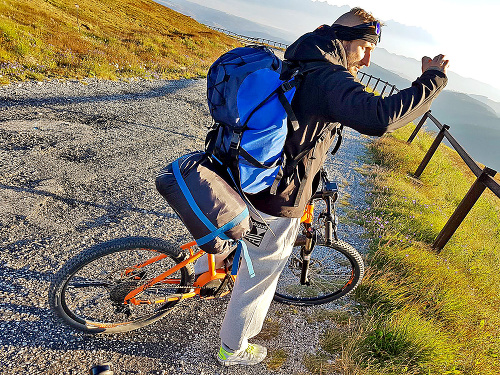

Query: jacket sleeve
[319,68,448,136]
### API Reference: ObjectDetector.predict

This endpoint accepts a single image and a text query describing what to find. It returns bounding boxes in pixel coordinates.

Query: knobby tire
[48,237,195,333]
[274,239,364,305]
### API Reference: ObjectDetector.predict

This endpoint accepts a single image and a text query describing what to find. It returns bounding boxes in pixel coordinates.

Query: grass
[308,124,500,374]
[4,2,499,372]
[0,0,240,83]
[255,318,281,341]
[266,348,288,371]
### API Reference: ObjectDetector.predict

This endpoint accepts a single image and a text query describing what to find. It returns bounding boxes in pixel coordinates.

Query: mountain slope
[363,62,500,168]
[157,0,293,45]
[470,94,500,117]
[158,0,349,42]
[163,0,500,104]
[371,48,500,103]
[0,0,239,82]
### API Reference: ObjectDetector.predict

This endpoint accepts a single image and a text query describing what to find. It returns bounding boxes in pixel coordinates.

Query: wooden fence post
[413,124,450,178]
[408,111,430,143]
[433,167,498,251]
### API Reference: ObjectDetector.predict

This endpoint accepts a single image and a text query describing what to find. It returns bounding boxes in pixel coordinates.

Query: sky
[322,0,500,90]
[174,0,500,91]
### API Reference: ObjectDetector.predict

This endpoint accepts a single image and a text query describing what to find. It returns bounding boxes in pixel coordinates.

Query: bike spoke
[62,248,188,325]
[275,240,363,304]
[68,278,112,288]
[50,237,195,333]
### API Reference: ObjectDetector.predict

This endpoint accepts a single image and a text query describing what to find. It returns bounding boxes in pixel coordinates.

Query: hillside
[158,0,293,45]
[362,62,500,171]
[0,0,239,83]
[311,125,500,374]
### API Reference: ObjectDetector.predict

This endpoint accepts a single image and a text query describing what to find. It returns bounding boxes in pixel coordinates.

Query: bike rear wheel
[49,236,195,333]
[274,239,364,305]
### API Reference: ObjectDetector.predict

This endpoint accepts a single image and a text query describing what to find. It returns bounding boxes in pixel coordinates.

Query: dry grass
[0,0,240,83]
[308,124,500,374]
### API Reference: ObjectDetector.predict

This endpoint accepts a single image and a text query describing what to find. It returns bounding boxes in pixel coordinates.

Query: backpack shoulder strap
[291,122,341,206]
[277,80,300,131]
[330,124,343,156]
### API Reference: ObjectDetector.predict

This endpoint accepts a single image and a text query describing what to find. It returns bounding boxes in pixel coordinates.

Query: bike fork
[300,223,316,285]
[321,196,338,244]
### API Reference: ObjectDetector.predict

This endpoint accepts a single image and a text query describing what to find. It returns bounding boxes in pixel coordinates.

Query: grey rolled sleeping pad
[155,152,251,254]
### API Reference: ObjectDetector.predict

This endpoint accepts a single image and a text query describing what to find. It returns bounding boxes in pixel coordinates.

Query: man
[216,7,449,366]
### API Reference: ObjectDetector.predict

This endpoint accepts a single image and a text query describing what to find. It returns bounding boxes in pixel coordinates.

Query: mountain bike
[48,169,364,333]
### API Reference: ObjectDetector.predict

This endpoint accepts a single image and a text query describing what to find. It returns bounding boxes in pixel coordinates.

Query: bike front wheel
[49,237,195,333]
[274,239,364,305]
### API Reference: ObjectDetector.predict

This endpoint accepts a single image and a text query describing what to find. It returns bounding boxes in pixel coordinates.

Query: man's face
[343,39,375,76]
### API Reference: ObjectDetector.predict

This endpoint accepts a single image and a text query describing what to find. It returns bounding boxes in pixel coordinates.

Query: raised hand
[422,54,450,74]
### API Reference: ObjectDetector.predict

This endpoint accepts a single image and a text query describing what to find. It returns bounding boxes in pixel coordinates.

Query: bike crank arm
[128,290,198,305]
[123,249,204,303]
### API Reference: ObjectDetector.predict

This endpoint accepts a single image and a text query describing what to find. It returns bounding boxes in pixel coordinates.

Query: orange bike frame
[123,204,316,305]
[301,203,314,224]
[123,241,229,305]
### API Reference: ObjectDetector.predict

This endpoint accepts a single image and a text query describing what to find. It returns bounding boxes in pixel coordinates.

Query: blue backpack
[206,45,304,195]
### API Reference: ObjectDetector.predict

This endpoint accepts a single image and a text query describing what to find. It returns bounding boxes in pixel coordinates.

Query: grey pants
[219,209,301,351]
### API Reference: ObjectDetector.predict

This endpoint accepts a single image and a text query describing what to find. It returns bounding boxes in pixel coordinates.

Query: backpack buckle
[281,81,294,92]
[230,131,241,149]
[229,131,242,159]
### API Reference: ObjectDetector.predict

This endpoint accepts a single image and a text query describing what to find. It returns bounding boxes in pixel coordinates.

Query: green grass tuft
[308,124,500,374]
[265,348,288,370]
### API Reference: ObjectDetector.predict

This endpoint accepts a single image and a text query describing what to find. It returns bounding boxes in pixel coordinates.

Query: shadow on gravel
[1,237,54,257]
[0,261,198,359]
[0,264,53,284]
[45,107,199,139]
[0,81,196,109]
[0,183,178,221]
[0,303,196,360]
[0,103,199,140]
[0,314,182,360]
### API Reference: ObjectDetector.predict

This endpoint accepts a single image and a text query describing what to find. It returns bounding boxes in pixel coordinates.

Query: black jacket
[249,28,448,217]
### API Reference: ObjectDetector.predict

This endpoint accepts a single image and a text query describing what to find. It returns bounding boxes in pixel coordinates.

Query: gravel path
[0,78,372,374]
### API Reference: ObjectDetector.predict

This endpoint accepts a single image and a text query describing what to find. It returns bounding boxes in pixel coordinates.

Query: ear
[340,40,350,51]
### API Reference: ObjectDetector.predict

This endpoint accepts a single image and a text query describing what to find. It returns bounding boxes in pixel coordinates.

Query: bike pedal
[199,276,232,298]
[200,279,223,298]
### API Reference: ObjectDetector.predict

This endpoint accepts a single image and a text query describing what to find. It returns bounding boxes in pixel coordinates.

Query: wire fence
[208,24,500,251]
[206,26,289,49]
[358,71,400,97]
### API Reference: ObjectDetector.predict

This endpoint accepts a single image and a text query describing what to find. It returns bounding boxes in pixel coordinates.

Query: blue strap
[173,158,251,259]
[195,207,249,245]
[231,240,255,278]
[172,158,216,232]
[231,242,241,276]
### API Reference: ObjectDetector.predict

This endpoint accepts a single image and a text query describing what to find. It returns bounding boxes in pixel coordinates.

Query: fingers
[421,54,449,73]
[433,54,449,67]
[433,54,444,62]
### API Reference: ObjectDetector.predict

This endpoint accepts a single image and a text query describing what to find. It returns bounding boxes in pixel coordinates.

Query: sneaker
[217,343,267,366]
